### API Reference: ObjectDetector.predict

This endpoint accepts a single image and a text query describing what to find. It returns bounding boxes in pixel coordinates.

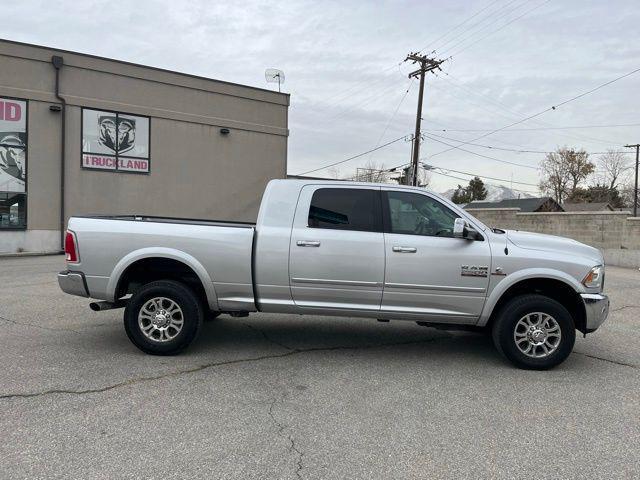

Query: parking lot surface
[0,255,638,479]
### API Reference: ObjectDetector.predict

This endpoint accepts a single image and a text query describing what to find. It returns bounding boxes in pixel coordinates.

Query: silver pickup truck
[58,179,609,369]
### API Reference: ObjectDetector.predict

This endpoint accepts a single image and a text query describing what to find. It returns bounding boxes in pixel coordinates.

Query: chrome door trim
[292,277,382,287]
[384,282,486,293]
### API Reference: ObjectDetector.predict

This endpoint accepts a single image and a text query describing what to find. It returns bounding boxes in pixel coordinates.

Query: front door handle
[392,246,417,253]
[297,240,321,247]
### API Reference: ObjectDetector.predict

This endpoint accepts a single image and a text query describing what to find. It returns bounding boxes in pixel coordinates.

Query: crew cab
[58,179,609,369]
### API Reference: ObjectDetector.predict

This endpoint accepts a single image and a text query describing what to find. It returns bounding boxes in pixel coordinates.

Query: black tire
[491,294,576,370]
[124,280,203,355]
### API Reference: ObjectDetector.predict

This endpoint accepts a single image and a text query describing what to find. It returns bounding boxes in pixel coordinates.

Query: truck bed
[73,214,255,229]
[67,215,257,312]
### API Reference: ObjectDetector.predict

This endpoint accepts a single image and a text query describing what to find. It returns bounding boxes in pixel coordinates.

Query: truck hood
[506,230,602,264]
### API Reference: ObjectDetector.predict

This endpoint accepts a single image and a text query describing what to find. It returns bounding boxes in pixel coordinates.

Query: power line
[435,72,625,147]
[438,0,531,56]
[429,66,640,158]
[426,131,628,155]
[417,0,504,54]
[326,76,410,120]
[425,164,539,186]
[428,169,539,195]
[446,0,552,57]
[369,79,415,160]
[296,134,410,176]
[421,133,539,169]
[318,62,403,107]
[424,122,640,132]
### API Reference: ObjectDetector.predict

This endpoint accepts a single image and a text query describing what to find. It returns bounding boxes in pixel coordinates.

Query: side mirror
[453,218,466,238]
[453,218,480,240]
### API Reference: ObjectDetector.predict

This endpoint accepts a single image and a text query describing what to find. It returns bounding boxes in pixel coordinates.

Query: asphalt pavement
[0,255,638,479]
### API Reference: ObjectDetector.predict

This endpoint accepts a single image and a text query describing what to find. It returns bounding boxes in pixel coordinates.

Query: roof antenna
[265,68,285,93]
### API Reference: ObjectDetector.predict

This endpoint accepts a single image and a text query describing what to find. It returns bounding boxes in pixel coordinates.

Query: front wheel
[492,294,576,370]
[124,280,204,355]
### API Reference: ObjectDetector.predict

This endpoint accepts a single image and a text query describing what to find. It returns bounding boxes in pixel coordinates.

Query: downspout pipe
[51,55,65,250]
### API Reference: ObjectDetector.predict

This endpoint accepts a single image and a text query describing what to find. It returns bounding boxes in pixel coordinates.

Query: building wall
[0,40,289,253]
[466,207,640,267]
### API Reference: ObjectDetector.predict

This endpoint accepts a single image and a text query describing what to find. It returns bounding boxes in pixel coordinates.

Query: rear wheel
[492,294,576,370]
[124,280,203,355]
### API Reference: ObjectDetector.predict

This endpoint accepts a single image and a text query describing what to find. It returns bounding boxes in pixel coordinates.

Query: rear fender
[106,247,219,310]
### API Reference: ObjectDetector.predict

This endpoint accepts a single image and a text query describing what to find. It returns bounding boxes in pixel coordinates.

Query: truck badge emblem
[461,265,488,277]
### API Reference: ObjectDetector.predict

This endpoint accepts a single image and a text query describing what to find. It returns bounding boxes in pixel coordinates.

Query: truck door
[289,185,385,311]
[381,189,491,323]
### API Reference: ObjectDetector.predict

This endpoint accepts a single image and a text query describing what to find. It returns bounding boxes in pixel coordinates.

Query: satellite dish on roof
[265,68,285,92]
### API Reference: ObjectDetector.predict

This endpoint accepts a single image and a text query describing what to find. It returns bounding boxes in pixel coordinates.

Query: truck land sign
[0,98,27,193]
[82,108,150,173]
[82,155,149,172]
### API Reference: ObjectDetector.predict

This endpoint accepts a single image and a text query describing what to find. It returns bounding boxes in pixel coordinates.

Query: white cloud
[3,0,639,192]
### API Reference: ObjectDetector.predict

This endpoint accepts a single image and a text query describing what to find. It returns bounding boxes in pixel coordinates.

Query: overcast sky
[4,0,640,194]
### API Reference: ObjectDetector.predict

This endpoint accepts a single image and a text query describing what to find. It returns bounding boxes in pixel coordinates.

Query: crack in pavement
[243,323,298,352]
[0,315,82,335]
[0,337,441,401]
[268,397,304,479]
[573,351,638,369]
[610,304,640,313]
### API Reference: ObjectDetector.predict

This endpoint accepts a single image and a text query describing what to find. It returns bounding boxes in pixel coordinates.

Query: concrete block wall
[466,208,640,268]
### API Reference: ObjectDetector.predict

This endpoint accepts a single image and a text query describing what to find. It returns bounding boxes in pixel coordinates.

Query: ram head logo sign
[98,115,136,154]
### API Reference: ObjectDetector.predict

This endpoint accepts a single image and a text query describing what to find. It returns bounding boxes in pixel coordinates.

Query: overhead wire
[417,0,507,54]
[433,72,624,146]
[296,134,410,176]
[428,66,640,159]
[426,131,628,155]
[421,133,539,169]
[445,0,553,57]
[437,0,530,56]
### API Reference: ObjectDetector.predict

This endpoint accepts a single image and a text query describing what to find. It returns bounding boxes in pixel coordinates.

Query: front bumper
[581,293,609,332]
[58,271,89,297]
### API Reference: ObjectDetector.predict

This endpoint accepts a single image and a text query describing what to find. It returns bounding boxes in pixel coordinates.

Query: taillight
[65,230,79,263]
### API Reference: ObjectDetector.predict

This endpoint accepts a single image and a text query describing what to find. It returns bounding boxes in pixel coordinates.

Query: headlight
[582,265,604,289]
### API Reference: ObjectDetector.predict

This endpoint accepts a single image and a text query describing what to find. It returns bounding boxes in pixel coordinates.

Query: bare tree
[540,151,570,203]
[619,182,638,210]
[326,166,342,180]
[540,147,594,203]
[597,149,630,190]
[354,160,390,183]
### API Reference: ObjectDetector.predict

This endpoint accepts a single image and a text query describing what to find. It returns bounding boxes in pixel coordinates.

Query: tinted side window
[386,191,460,237]
[308,188,381,232]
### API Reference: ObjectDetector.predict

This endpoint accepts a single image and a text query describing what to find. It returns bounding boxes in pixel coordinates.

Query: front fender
[478,268,585,327]
[106,247,219,310]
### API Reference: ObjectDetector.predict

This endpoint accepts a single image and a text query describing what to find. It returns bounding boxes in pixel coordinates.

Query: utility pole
[624,144,640,216]
[404,52,444,186]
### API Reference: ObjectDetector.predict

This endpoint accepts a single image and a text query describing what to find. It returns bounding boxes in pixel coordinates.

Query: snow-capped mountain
[441,184,535,202]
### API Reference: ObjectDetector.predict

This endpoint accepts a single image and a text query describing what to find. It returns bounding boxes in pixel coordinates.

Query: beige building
[0,39,289,254]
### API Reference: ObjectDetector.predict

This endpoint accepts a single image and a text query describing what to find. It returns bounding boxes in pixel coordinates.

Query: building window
[82,108,150,173]
[0,97,27,230]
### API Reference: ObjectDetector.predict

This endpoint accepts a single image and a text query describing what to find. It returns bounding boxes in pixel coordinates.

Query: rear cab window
[308,188,382,232]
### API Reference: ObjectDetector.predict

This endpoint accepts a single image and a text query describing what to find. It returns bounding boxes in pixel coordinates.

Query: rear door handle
[297,240,321,247]
[392,246,417,253]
